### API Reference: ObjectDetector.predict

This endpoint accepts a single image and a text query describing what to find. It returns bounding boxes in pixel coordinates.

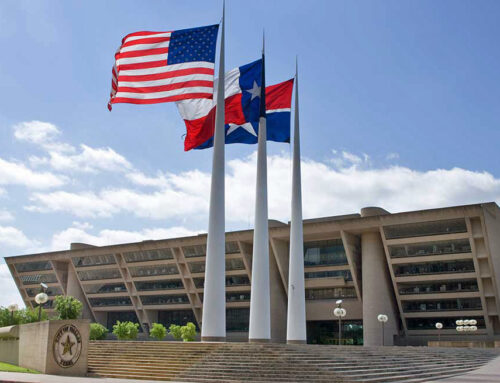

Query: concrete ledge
[0,325,19,339]
[201,336,226,342]
[428,340,495,348]
[287,340,307,344]
[249,338,271,343]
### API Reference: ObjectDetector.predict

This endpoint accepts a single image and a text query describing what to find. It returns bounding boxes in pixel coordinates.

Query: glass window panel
[129,264,178,277]
[407,316,485,330]
[158,310,197,327]
[89,297,132,307]
[15,261,52,273]
[72,254,116,267]
[189,262,205,273]
[83,283,127,294]
[225,242,240,254]
[193,275,251,288]
[106,311,140,331]
[384,219,467,240]
[226,258,245,271]
[226,292,251,302]
[134,279,184,291]
[304,270,352,280]
[393,260,475,276]
[226,308,249,332]
[304,239,347,267]
[402,298,482,312]
[398,280,479,295]
[20,273,58,285]
[25,286,62,297]
[140,294,189,305]
[305,287,357,300]
[390,239,471,258]
[77,268,122,281]
[183,245,206,258]
[123,249,173,263]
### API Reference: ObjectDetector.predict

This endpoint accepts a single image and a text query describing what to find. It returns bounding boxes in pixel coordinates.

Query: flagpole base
[287,340,307,345]
[201,336,226,342]
[249,338,271,343]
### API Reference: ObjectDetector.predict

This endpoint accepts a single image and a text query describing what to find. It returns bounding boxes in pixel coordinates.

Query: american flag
[108,24,219,111]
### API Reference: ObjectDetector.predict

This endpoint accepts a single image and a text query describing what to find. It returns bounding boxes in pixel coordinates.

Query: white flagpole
[201,1,226,342]
[287,58,306,344]
[249,33,271,343]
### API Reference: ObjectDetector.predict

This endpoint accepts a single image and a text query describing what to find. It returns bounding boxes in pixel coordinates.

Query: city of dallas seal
[53,324,83,368]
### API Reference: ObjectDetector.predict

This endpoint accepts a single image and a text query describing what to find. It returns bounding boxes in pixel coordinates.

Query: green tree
[180,322,197,342]
[168,324,182,340]
[150,323,167,340]
[54,296,83,320]
[0,306,48,327]
[89,323,108,340]
[113,321,139,340]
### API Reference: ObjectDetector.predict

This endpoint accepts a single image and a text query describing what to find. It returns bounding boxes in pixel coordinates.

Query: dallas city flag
[176,59,294,151]
[108,24,219,110]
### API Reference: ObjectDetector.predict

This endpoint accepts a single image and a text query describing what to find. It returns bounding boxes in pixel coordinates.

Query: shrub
[168,324,182,340]
[0,306,48,327]
[54,296,83,320]
[180,322,197,342]
[150,323,167,340]
[113,321,139,340]
[90,323,108,340]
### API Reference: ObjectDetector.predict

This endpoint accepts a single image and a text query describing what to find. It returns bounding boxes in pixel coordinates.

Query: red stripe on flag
[117,60,166,72]
[265,79,294,110]
[117,80,213,94]
[115,47,169,60]
[118,67,214,82]
[121,31,171,44]
[111,93,213,105]
[121,36,170,48]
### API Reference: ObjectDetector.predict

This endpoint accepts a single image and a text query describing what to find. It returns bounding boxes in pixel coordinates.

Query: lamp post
[456,319,478,335]
[377,314,388,346]
[333,299,346,345]
[35,283,49,322]
[435,322,443,342]
[7,304,18,323]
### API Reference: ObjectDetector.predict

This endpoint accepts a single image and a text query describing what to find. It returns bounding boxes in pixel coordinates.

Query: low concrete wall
[428,340,495,348]
[0,325,19,365]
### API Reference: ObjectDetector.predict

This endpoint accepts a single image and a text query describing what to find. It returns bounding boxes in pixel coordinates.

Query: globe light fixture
[7,304,19,322]
[377,314,388,346]
[333,300,347,345]
[435,322,443,342]
[35,292,49,322]
[456,319,478,335]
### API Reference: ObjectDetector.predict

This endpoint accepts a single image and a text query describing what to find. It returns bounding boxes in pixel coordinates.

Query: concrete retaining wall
[0,325,19,365]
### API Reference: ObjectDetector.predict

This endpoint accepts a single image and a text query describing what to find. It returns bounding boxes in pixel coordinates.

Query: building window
[393,260,475,276]
[106,311,140,331]
[226,258,245,271]
[134,279,184,291]
[304,239,348,267]
[304,270,352,281]
[402,298,482,312]
[183,245,206,258]
[188,262,205,273]
[226,292,251,302]
[83,283,127,294]
[140,294,189,305]
[77,268,122,281]
[305,287,357,300]
[389,239,471,258]
[193,275,251,288]
[384,219,467,240]
[407,316,485,330]
[398,280,479,295]
[15,261,52,273]
[72,254,116,268]
[19,273,58,285]
[158,310,196,327]
[226,308,249,332]
[129,264,178,277]
[123,249,173,263]
[26,286,62,297]
[225,242,240,254]
[89,297,132,307]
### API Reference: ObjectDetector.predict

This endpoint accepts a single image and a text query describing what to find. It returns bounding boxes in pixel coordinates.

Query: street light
[456,319,478,334]
[35,283,49,322]
[333,299,346,345]
[7,304,18,323]
[435,322,443,342]
[377,314,388,346]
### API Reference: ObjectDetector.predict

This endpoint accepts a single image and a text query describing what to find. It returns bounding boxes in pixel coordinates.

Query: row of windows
[194,276,251,288]
[398,280,479,295]
[129,265,178,277]
[305,287,357,300]
[26,286,62,297]
[140,294,189,306]
[183,242,240,258]
[72,254,116,268]
[83,283,127,294]
[393,260,475,277]
[406,316,485,330]
[402,298,482,313]
[20,273,58,285]
[135,279,184,291]
[199,292,251,302]
[77,269,122,281]
[305,270,353,280]
[189,258,245,274]
[384,219,467,240]
[15,261,52,273]
[304,239,348,267]
[389,239,471,259]
[124,249,173,263]
[89,297,132,307]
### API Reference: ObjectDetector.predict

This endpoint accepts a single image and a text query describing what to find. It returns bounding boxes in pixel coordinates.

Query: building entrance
[307,320,363,345]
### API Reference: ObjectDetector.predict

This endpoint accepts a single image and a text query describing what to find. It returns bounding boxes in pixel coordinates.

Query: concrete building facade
[5,202,500,345]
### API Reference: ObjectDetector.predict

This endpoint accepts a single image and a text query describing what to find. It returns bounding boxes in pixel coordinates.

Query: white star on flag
[245,81,261,101]
[226,122,257,137]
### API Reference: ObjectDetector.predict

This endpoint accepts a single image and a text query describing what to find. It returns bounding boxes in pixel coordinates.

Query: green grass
[0,361,40,374]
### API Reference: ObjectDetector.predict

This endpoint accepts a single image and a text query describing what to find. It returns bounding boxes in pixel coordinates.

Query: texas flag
[176,59,293,151]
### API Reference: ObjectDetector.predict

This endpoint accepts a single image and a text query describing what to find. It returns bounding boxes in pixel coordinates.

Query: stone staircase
[88,341,499,382]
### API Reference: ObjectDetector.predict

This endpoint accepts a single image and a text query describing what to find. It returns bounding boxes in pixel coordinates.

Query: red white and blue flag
[108,24,219,111]
[177,59,293,151]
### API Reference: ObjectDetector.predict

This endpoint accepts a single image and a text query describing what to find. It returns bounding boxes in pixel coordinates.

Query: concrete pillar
[67,266,94,321]
[361,232,399,346]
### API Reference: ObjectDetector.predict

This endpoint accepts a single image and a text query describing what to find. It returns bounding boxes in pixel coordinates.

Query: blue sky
[1,0,500,306]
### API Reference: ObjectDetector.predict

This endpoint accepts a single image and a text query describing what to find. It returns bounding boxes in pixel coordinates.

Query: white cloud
[13,120,74,153]
[0,262,24,308]
[0,225,38,249]
[386,152,400,160]
[0,210,14,221]
[0,157,67,189]
[50,225,202,251]
[24,151,500,223]
[72,221,93,230]
[127,171,169,188]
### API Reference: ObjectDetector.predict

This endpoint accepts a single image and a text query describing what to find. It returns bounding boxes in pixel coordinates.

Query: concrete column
[361,232,399,346]
[67,266,94,321]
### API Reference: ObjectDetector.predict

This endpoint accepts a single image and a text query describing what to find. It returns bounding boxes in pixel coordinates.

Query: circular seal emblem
[53,324,83,368]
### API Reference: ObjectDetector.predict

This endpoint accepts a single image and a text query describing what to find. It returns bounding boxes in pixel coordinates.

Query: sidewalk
[425,355,500,382]
[0,372,182,383]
